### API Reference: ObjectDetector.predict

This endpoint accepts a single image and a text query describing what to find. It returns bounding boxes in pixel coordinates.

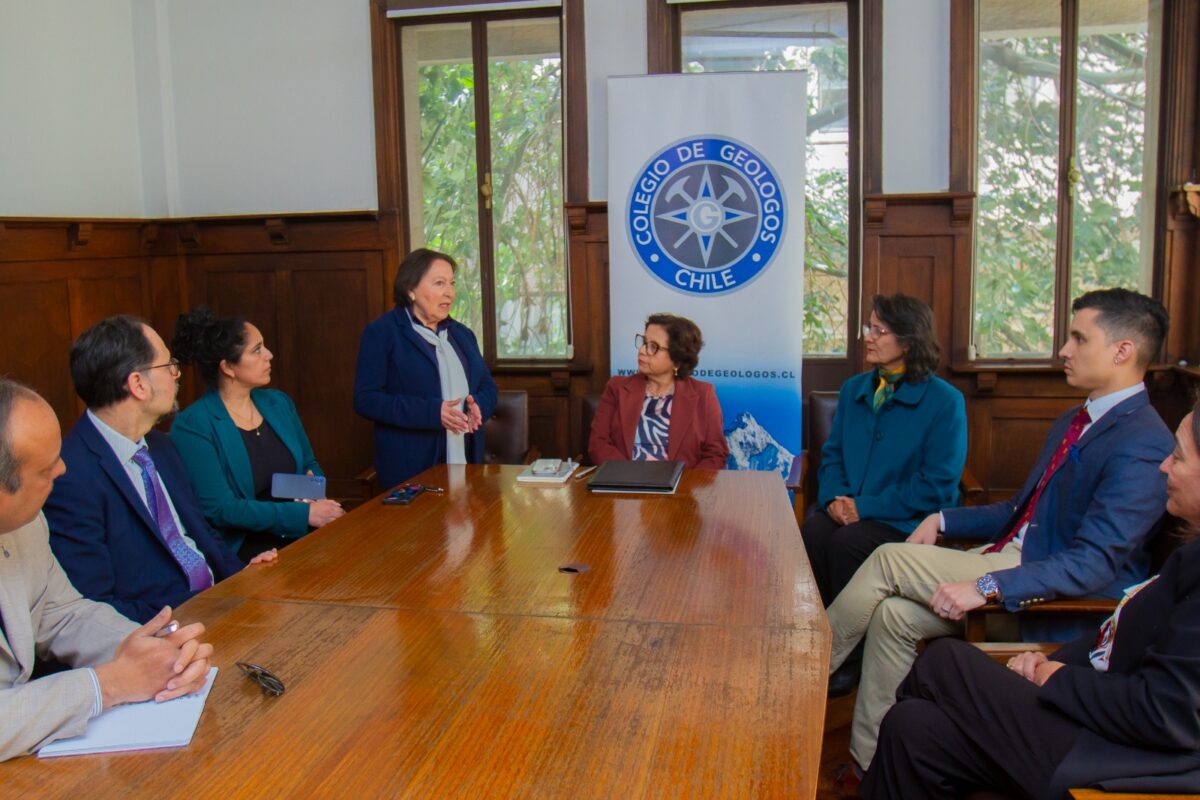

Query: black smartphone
[382,484,425,505]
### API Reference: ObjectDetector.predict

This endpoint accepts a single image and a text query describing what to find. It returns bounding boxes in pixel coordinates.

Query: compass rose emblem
[656,166,757,268]
[627,136,786,295]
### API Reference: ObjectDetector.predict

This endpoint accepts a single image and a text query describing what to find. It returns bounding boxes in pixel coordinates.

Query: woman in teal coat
[170,307,344,560]
[805,294,967,606]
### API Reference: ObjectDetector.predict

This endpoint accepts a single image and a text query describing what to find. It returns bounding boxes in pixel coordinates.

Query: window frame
[649,0,864,369]
[378,1,587,371]
[958,0,1178,367]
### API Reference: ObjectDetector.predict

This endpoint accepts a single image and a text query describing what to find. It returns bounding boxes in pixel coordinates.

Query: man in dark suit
[826,288,1173,774]
[0,378,213,761]
[44,315,276,623]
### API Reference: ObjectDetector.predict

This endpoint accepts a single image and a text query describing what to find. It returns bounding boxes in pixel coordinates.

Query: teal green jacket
[170,389,322,551]
[816,370,967,533]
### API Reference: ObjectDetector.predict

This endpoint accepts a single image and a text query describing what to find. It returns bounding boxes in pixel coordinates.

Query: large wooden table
[6,465,829,798]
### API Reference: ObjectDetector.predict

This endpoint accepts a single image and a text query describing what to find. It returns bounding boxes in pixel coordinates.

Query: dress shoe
[827,660,861,697]
[831,762,863,798]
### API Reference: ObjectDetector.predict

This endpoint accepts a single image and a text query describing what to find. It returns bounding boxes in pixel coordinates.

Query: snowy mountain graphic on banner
[724,411,796,478]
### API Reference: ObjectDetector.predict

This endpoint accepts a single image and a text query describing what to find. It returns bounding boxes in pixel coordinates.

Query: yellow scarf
[872,365,906,412]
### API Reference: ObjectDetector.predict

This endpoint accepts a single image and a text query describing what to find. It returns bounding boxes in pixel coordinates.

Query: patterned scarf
[871,365,906,413]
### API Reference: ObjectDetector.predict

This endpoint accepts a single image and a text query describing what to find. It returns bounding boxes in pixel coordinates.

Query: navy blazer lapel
[202,392,256,499]
[1074,391,1146,452]
[392,308,439,371]
[76,415,159,535]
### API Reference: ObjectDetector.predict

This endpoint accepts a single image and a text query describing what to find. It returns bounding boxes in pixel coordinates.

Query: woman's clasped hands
[441,395,483,435]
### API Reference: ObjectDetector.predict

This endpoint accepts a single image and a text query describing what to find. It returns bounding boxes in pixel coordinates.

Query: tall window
[973,0,1161,359]
[679,2,851,355]
[400,13,569,360]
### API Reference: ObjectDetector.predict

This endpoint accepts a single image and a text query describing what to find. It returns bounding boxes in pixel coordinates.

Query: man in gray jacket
[0,378,213,761]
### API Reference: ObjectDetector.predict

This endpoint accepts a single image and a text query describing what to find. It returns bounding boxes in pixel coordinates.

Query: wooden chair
[785,390,984,522]
[965,520,1182,662]
[483,389,539,465]
[579,392,601,465]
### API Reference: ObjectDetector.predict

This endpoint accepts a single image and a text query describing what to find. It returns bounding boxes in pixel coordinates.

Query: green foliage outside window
[975,13,1155,358]
[410,21,568,359]
[683,11,851,355]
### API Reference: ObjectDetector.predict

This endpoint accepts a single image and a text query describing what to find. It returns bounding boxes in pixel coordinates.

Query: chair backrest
[806,391,840,496]
[483,390,530,465]
[580,393,601,465]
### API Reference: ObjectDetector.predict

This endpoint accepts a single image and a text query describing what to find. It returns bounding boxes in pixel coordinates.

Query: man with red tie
[826,288,1173,775]
[43,315,277,623]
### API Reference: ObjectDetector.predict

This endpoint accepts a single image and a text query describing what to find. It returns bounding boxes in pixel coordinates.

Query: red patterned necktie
[985,405,1091,554]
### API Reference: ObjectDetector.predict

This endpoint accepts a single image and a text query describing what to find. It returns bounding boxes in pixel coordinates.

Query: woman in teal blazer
[804,294,967,610]
[170,308,344,559]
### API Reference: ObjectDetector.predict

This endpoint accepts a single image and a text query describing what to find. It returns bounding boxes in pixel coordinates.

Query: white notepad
[38,667,218,758]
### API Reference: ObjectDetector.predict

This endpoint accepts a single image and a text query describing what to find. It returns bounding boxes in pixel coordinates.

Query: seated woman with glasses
[804,294,966,612]
[588,313,728,469]
[170,307,344,561]
[863,402,1200,799]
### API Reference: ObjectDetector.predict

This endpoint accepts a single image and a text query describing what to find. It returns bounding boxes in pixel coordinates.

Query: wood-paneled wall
[0,208,615,483]
[0,220,182,426]
[0,214,399,482]
[3,190,1195,498]
[859,193,1198,503]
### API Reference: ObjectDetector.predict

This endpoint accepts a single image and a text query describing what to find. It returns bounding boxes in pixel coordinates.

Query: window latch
[480,171,493,210]
[1066,157,1081,198]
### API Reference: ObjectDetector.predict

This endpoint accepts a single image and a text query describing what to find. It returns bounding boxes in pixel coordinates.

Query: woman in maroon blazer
[588,313,729,470]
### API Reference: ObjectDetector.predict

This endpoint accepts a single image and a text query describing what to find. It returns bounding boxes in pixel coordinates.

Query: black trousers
[860,638,1083,800]
[801,510,907,606]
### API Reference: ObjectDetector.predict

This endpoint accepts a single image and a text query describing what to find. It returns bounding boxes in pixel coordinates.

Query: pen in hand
[154,620,179,638]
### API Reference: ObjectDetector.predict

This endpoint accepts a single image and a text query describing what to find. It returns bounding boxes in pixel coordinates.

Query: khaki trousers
[826,541,1022,768]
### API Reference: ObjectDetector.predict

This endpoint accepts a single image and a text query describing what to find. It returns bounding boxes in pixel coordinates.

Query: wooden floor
[815,693,857,799]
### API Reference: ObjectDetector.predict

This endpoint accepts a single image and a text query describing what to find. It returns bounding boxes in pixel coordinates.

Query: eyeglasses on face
[141,358,182,378]
[634,333,664,357]
[236,661,285,696]
[861,324,892,340]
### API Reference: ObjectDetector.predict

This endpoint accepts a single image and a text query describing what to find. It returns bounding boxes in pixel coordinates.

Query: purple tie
[131,447,213,593]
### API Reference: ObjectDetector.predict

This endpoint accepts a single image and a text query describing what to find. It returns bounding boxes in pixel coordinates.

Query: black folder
[587,460,684,494]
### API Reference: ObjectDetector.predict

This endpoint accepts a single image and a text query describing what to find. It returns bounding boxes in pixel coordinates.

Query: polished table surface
[5,465,829,798]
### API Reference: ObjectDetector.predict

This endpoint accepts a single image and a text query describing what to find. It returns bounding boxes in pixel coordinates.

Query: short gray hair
[0,378,40,493]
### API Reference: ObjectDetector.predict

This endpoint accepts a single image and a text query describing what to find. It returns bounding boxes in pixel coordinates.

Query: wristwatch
[976,573,1001,602]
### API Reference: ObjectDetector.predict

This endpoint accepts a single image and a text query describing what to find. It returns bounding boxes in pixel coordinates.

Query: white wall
[0,0,377,219]
[881,0,949,193]
[0,0,147,217]
[0,0,951,217]
[582,0,952,198]
[165,0,377,216]
[583,0,645,201]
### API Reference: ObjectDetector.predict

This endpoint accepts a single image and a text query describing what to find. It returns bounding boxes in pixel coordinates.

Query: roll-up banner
[606,72,806,477]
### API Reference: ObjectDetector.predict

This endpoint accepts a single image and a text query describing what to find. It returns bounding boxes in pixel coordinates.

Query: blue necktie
[131,447,213,593]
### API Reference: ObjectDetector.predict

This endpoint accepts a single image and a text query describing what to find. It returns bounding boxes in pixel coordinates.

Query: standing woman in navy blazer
[354,248,498,489]
[588,313,729,470]
[170,308,345,560]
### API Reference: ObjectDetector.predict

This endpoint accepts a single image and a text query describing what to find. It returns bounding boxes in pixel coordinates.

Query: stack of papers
[39,667,218,757]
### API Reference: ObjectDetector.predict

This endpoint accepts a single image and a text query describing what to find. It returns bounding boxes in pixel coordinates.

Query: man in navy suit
[826,288,1173,774]
[44,315,276,623]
